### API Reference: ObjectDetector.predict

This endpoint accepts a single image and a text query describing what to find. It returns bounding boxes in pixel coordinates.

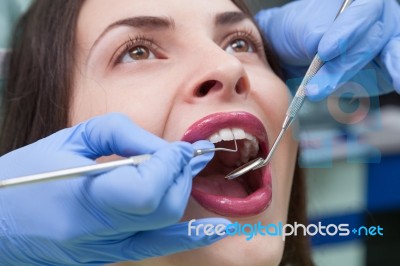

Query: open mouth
[182,111,272,217]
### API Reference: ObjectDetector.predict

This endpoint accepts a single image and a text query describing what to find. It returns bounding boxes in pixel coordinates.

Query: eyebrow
[90,16,174,52]
[88,11,249,60]
[215,11,248,26]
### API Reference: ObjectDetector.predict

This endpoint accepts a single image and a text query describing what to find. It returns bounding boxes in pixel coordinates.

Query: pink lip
[182,111,272,217]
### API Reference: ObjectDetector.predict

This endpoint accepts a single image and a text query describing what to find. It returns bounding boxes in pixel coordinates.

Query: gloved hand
[255,0,400,100]
[0,113,229,265]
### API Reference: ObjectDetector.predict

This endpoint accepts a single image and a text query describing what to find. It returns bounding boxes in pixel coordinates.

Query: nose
[188,44,251,101]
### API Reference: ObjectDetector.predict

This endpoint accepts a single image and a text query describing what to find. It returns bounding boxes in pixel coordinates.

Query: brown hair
[0,1,313,265]
[0,0,83,153]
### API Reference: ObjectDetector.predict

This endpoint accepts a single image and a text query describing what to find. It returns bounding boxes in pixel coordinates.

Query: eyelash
[225,28,264,54]
[113,35,160,65]
[113,29,264,65]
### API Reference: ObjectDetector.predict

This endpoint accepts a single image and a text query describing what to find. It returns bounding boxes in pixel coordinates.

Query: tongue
[193,174,249,198]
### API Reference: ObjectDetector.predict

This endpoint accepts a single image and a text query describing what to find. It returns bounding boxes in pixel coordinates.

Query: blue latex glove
[255,0,400,100]
[0,113,229,265]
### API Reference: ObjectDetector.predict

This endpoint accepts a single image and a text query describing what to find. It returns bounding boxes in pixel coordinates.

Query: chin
[160,232,285,266]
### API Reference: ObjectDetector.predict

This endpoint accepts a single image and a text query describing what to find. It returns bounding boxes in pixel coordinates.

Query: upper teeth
[208,128,255,143]
[207,127,259,165]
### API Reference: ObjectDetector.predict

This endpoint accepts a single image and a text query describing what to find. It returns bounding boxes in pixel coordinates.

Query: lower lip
[191,167,272,217]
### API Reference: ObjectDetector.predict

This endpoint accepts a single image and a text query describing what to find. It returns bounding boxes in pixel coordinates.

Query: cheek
[249,68,298,220]
[69,77,108,126]
[249,67,291,131]
[271,133,298,223]
[69,71,176,136]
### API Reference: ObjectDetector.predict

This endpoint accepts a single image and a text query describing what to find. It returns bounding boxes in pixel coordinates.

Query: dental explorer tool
[0,138,238,189]
[225,0,354,180]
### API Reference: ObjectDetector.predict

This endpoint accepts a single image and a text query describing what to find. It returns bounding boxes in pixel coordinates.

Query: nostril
[235,77,248,95]
[235,85,242,94]
[196,80,218,97]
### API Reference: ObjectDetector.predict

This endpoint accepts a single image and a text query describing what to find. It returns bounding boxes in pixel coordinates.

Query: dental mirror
[225,157,264,180]
[225,118,286,180]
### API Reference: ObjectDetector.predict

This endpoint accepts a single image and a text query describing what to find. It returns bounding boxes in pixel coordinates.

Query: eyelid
[111,35,163,66]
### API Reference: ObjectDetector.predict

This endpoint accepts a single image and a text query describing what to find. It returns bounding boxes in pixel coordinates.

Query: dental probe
[0,139,238,189]
[225,0,353,180]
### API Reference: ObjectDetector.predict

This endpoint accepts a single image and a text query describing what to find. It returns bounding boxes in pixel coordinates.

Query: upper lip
[182,111,268,146]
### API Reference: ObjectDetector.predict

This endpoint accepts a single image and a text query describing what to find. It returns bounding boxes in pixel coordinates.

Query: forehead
[77,0,243,43]
[79,0,241,19]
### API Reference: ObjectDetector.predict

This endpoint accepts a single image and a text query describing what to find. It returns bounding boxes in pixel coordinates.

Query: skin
[71,0,298,265]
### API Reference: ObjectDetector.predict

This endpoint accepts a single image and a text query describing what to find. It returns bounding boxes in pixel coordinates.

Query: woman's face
[72,0,298,265]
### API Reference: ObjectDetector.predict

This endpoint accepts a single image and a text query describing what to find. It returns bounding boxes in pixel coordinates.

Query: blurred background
[1,1,400,265]
[245,1,400,266]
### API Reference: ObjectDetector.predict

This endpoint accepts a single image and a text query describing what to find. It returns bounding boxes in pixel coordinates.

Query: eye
[120,45,156,63]
[225,38,254,54]
[113,36,160,65]
[223,29,264,56]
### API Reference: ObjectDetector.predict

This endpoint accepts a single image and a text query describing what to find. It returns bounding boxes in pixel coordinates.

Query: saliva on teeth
[208,128,259,167]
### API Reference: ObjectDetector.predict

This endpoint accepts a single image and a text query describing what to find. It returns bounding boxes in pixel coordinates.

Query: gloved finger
[307,21,384,101]
[190,140,215,177]
[68,113,167,159]
[89,142,194,216]
[256,3,327,65]
[318,0,383,61]
[380,35,400,93]
[122,218,231,261]
[136,165,193,229]
[118,141,215,230]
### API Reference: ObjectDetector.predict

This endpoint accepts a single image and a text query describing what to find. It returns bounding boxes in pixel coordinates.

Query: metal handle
[0,155,151,188]
[285,0,354,121]
[286,55,324,118]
